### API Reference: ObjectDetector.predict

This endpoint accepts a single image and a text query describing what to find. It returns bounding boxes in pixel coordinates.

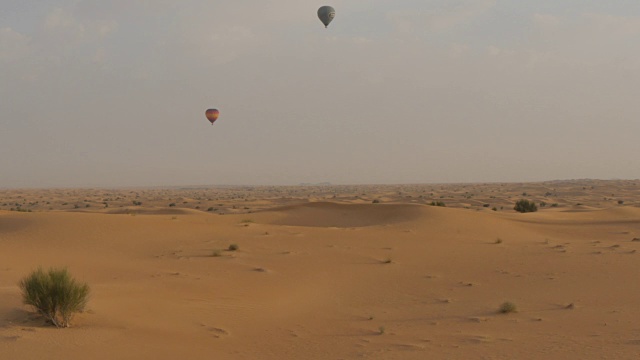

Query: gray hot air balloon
[317,6,336,28]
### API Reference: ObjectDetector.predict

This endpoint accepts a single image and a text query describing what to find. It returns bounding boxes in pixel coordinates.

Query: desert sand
[2,179,640,359]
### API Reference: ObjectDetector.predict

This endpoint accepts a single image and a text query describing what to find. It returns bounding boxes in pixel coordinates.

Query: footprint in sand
[462,334,493,344]
[200,324,229,338]
[390,343,426,351]
[1,335,22,342]
[469,317,489,323]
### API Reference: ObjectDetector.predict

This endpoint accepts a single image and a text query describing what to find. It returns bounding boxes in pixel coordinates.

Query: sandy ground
[1,179,640,359]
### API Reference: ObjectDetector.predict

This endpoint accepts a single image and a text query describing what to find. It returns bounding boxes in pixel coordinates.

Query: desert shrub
[499,301,517,314]
[19,267,90,328]
[372,199,380,204]
[430,201,446,207]
[514,199,537,213]
[228,244,239,251]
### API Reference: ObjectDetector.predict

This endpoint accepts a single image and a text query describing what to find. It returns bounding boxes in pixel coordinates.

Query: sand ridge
[261,202,426,227]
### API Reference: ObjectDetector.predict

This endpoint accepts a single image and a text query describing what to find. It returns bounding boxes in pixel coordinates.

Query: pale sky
[1,1,639,187]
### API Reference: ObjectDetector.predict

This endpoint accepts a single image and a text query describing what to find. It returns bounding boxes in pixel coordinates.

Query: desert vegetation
[499,301,517,314]
[18,267,90,328]
[514,199,538,213]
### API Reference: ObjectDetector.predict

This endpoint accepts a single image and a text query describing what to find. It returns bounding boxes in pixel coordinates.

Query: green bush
[514,199,538,213]
[499,301,517,314]
[19,267,90,328]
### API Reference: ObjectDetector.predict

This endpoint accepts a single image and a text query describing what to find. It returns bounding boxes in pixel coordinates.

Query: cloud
[43,7,118,42]
[44,7,79,31]
[532,13,561,31]
[426,0,497,31]
[388,0,497,35]
[583,12,640,37]
[532,11,640,41]
[526,12,640,69]
[92,47,107,64]
[3,6,119,79]
[0,27,30,62]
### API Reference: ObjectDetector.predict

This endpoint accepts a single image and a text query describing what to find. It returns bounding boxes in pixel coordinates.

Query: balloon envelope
[317,6,335,28]
[205,109,219,125]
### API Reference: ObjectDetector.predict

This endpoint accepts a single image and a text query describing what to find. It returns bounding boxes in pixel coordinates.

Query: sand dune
[261,202,425,227]
[1,180,640,359]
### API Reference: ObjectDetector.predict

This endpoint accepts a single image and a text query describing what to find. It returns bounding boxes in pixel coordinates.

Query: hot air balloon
[205,108,219,125]
[317,6,335,28]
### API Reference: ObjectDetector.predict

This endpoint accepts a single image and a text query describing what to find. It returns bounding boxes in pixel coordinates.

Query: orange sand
[1,180,640,359]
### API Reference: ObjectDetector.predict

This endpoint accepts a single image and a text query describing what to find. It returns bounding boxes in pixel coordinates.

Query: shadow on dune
[0,307,43,328]
[104,207,199,216]
[0,214,32,234]
[261,202,425,228]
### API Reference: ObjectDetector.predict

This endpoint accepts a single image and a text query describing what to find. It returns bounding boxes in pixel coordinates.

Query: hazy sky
[2,1,640,187]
